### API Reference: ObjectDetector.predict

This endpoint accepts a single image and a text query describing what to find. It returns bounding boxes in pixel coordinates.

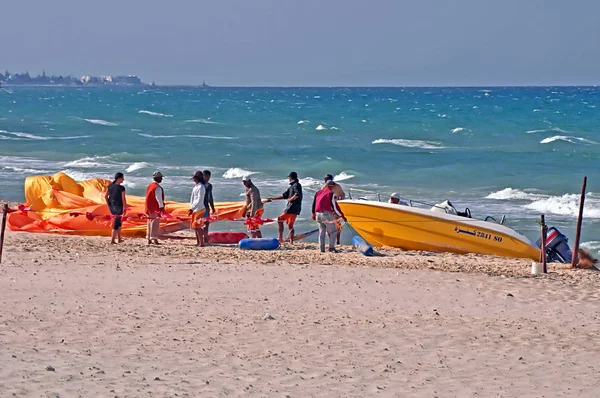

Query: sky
[1,0,599,86]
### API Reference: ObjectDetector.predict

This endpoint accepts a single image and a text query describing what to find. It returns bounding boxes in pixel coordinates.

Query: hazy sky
[2,0,599,86]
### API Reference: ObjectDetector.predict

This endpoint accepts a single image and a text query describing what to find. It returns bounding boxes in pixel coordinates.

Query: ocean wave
[125,162,150,173]
[298,177,322,188]
[184,118,221,124]
[59,169,96,182]
[138,133,235,140]
[450,127,465,133]
[1,165,46,174]
[372,138,445,149]
[334,172,355,182]
[524,194,600,218]
[297,120,309,125]
[223,167,256,179]
[316,125,327,131]
[0,130,90,141]
[139,110,173,118]
[485,188,544,201]
[83,118,119,126]
[64,156,113,168]
[526,127,568,134]
[580,241,600,251]
[539,135,598,145]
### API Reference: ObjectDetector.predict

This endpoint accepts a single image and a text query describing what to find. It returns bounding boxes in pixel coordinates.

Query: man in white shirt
[188,171,207,246]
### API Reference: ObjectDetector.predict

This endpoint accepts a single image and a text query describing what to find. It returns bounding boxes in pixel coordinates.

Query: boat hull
[339,200,540,260]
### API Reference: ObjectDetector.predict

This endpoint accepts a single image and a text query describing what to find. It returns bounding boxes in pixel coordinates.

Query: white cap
[242,175,251,182]
[390,192,401,199]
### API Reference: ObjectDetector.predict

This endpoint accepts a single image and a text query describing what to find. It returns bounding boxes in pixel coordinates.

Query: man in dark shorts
[104,172,127,244]
[267,171,303,243]
[202,170,216,239]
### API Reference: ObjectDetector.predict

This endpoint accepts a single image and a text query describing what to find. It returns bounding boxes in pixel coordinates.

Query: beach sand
[1,231,599,397]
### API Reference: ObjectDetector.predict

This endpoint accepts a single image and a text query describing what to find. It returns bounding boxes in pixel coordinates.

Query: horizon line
[3,83,598,89]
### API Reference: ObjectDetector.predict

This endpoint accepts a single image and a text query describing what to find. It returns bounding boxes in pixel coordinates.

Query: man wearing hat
[242,176,264,238]
[389,192,408,206]
[145,171,165,245]
[267,171,303,243]
[323,174,346,245]
[311,180,346,252]
[188,171,207,246]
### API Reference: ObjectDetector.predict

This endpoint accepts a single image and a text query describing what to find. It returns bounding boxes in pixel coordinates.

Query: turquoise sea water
[1,86,599,252]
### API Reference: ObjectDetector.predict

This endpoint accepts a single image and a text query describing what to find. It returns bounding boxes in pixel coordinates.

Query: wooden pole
[540,214,547,273]
[0,204,8,264]
[571,176,587,268]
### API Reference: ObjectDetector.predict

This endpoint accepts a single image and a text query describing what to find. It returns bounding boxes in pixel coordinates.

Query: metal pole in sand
[571,176,587,268]
[540,214,547,273]
[0,204,8,264]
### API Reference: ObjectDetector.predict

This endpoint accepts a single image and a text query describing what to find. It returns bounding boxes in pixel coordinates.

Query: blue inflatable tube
[239,238,281,250]
[352,236,374,256]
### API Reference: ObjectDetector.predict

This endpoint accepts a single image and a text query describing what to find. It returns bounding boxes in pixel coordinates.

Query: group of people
[104,169,349,252]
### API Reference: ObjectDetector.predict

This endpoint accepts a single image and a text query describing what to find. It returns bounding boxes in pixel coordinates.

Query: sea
[1,86,599,253]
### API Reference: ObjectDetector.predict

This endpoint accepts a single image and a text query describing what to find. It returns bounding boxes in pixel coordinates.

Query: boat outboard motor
[536,227,573,263]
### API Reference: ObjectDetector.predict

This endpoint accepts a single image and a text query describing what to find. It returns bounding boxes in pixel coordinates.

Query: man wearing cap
[323,174,346,245]
[188,171,207,246]
[145,171,165,245]
[312,180,346,252]
[242,176,264,238]
[389,192,408,206]
[267,172,303,243]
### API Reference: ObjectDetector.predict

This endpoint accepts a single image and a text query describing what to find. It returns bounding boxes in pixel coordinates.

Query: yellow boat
[338,200,541,260]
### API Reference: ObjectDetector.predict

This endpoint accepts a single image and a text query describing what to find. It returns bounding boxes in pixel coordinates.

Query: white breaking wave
[316,125,327,131]
[297,120,309,124]
[487,188,600,218]
[334,172,355,182]
[59,169,95,182]
[526,127,568,134]
[485,188,545,201]
[223,168,256,179]
[139,110,173,118]
[125,162,150,173]
[298,177,322,188]
[0,130,90,141]
[64,156,112,168]
[83,118,119,126]
[540,135,598,145]
[2,165,46,174]
[580,241,600,251]
[372,138,445,149]
[138,133,235,140]
[184,118,221,124]
[524,194,600,218]
[450,127,465,133]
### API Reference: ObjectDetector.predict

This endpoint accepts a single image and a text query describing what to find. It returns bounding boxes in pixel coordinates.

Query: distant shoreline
[1,84,598,89]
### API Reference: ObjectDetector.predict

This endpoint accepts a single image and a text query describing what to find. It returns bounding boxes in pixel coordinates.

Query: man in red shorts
[267,171,303,243]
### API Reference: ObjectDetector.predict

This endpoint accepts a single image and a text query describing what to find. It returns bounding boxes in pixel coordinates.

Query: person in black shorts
[202,170,216,239]
[104,172,127,244]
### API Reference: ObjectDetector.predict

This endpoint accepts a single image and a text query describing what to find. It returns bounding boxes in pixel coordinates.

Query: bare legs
[277,221,294,243]
[194,228,206,247]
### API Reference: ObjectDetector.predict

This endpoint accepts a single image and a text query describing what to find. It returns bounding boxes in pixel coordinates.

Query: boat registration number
[454,226,503,242]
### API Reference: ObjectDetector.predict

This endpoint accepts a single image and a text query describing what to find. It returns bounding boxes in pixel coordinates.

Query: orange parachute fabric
[7,172,247,237]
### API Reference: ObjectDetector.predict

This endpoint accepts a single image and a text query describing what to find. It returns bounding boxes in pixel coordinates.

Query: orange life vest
[145,182,164,214]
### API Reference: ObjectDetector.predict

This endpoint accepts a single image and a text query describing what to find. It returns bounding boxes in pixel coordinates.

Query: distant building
[1,70,146,86]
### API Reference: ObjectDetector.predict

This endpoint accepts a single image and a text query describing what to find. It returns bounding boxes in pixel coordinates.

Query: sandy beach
[1,231,599,397]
